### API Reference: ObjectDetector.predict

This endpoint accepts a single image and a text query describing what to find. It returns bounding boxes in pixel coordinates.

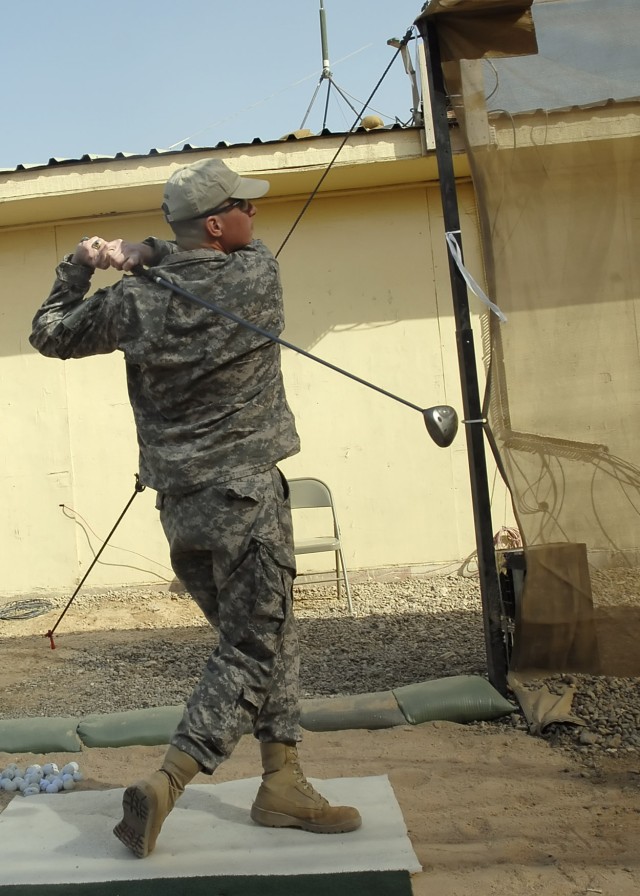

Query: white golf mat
[0,774,421,886]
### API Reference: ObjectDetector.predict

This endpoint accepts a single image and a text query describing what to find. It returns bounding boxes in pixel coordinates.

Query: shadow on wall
[267,188,441,355]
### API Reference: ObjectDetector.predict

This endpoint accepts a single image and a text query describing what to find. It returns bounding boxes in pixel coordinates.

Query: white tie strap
[445,230,507,323]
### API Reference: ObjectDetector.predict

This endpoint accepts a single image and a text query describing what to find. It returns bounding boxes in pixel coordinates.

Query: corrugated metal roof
[0,124,414,175]
[3,97,634,175]
[488,96,640,119]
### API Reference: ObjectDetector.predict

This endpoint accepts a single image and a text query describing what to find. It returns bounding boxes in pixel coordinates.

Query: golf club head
[422,405,459,448]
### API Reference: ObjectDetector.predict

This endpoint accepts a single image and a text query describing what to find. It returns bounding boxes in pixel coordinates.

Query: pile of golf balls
[0,762,83,796]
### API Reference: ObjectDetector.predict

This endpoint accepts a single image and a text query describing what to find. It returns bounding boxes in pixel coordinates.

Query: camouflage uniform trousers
[156,467,301,774]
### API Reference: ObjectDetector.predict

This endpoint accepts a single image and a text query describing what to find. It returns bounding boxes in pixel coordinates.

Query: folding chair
[288,477,354,615]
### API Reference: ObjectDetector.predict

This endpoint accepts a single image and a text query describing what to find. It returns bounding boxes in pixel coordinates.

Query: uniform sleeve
[142,237,179,265]
[29,257,127,360]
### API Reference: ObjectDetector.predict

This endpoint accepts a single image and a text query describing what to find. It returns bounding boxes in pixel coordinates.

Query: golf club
[132,267,459,448]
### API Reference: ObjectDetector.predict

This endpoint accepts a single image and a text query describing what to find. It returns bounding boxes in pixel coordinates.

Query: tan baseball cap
[162,158,270,223]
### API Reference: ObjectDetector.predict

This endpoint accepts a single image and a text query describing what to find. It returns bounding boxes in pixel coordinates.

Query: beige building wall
[0,133,514,597]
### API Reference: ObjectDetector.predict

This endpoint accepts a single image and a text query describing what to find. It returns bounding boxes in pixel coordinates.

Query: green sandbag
[77,706,183,748]
[301,691,407,731]
[393,675,515,725]
[1,676,514,755]
[0,716,81,754]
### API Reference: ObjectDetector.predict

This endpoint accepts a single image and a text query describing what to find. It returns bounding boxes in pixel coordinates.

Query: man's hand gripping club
[71,236,153,272]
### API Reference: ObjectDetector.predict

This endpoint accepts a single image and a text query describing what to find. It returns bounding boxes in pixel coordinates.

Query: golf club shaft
[137,269,425,415]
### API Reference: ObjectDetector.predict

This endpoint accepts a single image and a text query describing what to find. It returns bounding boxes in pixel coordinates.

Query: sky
[1,0,427,170]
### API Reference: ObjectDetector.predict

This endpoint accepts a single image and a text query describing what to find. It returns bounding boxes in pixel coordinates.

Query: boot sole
[113,783,158,858]
[250,804,362,834]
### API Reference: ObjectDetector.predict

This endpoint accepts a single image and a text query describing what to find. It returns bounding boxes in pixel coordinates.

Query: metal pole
[44,475,146,649]
[319,0,331,78]
[417,17,508,695]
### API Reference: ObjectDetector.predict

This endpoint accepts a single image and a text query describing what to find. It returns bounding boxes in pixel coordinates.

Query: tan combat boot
[250,743,362,834]
[113,745,200,858]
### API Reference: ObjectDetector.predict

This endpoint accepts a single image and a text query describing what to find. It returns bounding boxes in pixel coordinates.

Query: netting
[418,0,640,675]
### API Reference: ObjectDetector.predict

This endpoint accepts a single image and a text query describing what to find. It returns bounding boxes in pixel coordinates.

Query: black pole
[417,17,508,695]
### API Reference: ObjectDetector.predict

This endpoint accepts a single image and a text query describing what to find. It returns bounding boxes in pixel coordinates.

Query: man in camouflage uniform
[30,158,361,858]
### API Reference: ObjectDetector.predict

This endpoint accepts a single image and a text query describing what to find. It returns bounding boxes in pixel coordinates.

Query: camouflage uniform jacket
[30,239,300,493]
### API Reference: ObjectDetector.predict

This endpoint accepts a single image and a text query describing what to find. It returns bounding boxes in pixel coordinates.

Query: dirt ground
[2,598,640,896]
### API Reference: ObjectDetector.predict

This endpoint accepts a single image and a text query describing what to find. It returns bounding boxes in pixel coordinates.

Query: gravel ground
[2,574,640,769]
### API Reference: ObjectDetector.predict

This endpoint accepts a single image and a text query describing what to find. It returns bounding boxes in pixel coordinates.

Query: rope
[0,599,54,621]
[44,475,145,650]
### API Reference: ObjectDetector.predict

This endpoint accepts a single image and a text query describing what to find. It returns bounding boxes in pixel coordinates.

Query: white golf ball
[23,785,41,797]
[25,765,42,776]
[45,782,60,794]
[39,779,49,792]
[61,762,79,775]
[62,777,76,791]
[72,771,84,782]
[1,768,16,781]
[42,763,59,776]
[3,779,19,792]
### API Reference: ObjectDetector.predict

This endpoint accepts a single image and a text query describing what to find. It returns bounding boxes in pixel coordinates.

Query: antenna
[299,1,368,131]
[320,0,331,79]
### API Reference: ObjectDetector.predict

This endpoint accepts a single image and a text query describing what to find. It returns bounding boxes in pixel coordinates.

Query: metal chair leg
[338,546,354,615]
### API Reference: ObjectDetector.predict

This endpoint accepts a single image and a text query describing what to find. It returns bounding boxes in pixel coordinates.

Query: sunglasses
[195,197,252,218]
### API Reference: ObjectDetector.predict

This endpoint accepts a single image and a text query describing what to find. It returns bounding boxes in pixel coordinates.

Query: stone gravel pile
[3,574,640,768]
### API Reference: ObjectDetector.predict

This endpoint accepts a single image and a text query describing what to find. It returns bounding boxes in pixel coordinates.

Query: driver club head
[422,405,459,448]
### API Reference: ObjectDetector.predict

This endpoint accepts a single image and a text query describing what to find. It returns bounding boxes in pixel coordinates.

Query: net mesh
[420,0,640,675]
